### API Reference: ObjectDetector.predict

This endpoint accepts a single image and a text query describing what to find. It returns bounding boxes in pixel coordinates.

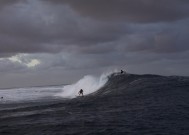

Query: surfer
[121,70,126,74]
[78,89,84,96]
[121,70,124,74]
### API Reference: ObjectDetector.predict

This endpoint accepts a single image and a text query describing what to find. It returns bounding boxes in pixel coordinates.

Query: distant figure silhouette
[78,89,84,96]
[121,70,124,74]
[1,97,3,99]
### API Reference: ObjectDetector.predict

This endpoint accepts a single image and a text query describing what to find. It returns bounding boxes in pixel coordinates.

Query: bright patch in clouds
[8,54,40,68]
[8,55,22,63]
[26,59,40,67]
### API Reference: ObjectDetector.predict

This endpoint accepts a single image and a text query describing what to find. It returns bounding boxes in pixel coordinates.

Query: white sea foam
[0,70,116,103]
[55,71,115,98]
[0,86,63,103]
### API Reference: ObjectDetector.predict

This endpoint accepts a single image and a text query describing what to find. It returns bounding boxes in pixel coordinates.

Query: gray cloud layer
[0,0,189,88]
[1,0,189,54]
[47,0,189,22]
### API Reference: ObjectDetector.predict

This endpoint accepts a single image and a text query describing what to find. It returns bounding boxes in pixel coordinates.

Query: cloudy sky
[0,0,189,88]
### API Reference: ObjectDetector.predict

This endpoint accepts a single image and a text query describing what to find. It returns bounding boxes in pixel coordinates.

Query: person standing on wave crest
[121,70,124,74]
[78,89,84,96]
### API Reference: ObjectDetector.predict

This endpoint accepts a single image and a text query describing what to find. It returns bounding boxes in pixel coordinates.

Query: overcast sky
[0,0,189,88]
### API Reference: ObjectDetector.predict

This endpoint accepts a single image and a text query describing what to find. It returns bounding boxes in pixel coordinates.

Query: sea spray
[55,71,116,98]
[0,86,63,103]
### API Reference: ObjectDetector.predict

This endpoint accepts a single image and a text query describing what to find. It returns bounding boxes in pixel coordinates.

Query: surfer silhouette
[78,89,84,96]
[121,70,124,74]
[121,70,126,74]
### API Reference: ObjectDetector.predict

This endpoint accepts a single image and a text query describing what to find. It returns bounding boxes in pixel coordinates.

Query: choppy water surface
[0,73,189,135]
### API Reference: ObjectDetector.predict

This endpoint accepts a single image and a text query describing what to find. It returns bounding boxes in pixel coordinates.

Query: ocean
[0,73,189,135]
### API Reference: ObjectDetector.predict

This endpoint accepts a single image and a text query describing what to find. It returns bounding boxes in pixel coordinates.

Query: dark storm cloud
[0,0,128,56]
[0,0,189,89]
[47,0,189,22]
[1,0,189,57]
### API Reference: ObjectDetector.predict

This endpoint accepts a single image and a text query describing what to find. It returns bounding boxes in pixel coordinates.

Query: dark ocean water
[0,73,189,135]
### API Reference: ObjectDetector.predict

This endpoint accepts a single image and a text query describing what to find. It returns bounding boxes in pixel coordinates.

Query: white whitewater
[55,71,114,98]
[0,71,115,103]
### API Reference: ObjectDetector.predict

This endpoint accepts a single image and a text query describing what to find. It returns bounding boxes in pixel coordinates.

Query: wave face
[1,73,189,135]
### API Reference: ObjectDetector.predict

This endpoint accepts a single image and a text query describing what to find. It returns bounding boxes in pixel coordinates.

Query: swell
[1,73,189,135]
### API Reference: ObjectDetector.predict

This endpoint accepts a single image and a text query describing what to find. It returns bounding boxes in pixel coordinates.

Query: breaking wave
[55,71,115,98]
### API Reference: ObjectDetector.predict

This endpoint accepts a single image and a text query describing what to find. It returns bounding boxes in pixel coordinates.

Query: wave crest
[55,71,114,98]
